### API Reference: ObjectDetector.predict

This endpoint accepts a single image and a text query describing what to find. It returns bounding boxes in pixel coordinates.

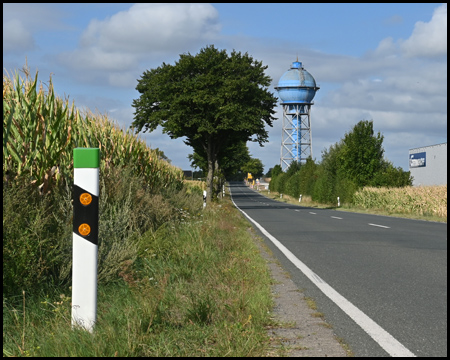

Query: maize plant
[3,68,184,194]
[353,185,447,218]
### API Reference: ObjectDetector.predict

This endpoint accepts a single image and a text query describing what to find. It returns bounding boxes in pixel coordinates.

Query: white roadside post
[299,194,302,202]
[203,190,207,209]
[72,148,100,332]
[337,196,340,207]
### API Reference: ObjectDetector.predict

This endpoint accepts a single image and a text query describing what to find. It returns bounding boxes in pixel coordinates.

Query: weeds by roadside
[257,187,447,223]
[3,66,277,357]
[3,190,276,356]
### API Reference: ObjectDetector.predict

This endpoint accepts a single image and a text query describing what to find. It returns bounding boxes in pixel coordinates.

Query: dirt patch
[251,230,352,357]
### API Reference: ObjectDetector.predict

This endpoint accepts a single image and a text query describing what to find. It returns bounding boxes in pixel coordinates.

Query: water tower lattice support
[275,60,319,172]
[280,104,312,171]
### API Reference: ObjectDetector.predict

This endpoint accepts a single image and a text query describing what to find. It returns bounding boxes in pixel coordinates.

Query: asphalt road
[229,182,447,357]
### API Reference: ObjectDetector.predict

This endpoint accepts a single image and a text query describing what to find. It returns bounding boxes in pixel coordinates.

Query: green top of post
[73,148,100,168]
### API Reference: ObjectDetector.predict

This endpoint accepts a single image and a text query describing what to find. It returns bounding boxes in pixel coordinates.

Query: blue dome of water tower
[275,61,319,104]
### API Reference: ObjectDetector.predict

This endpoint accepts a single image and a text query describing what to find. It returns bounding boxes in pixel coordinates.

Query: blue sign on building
[409,152,426,168]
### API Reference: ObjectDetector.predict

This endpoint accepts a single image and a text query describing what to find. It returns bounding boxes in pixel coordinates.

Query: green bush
[3,179,73,296]
[3,166,202,299]
[311,166,333,204]
[298,158,318,196]
[285,172,301,198]
[369,163,412,187]
[334,175,358,204]
[274,173,288,194]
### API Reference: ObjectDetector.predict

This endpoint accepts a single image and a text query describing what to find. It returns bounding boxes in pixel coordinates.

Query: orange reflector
[80,193,92,205]
[79,223,91,236]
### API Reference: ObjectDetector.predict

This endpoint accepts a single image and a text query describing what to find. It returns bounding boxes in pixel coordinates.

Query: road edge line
[230,188,416,357]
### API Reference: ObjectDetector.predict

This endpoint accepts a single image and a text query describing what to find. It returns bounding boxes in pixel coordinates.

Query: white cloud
[374,3,447,59]
[3,19,35,53]
[320,61,446,115]
[81,3,220,53]
[61,46,138,72]
[374,37,398,58]
[400,3,447,58]
[59,3,221,87]
[3,3,68,55]
[3,3,66,31]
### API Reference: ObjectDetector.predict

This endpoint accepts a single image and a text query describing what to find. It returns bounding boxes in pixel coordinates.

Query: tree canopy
[242,157,264,179]
[338,120,384,187]
[318,120,411,202]
[132,45,277,201]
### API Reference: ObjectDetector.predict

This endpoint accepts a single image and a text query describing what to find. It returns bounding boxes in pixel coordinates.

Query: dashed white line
[368,223,390,229]
[309,212,316,215]
[230,190,415,357]
[331,216,343,220]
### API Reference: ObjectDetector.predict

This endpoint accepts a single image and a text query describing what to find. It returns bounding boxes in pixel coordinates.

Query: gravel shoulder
[251,229,353,357]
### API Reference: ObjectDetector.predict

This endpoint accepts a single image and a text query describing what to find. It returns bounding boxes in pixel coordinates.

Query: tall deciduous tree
[131,45,277,201]
[338,120,385,187]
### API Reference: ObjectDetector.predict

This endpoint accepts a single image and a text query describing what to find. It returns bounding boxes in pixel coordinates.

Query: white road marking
[309,212,316,215]
[230,191,416,357]
[369,223,390,229]
[331,216,343,219]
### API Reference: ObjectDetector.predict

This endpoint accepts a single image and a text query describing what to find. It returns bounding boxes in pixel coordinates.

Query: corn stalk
[353,185,447,218]
[3,68,184,194]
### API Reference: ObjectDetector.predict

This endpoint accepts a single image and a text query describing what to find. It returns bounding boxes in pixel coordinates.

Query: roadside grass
[258,189,334,209]
[257,188,447,223]
[334,204,446,223]
[3,199,277,357]
[4,67,281,356]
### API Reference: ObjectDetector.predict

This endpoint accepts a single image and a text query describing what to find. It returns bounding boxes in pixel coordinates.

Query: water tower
[275,59,319,171]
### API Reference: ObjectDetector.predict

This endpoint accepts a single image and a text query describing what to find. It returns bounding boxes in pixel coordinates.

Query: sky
[3,3,447,173]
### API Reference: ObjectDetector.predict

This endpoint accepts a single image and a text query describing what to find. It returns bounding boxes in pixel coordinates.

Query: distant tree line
[189,139,265,182]
[269,120,412,204]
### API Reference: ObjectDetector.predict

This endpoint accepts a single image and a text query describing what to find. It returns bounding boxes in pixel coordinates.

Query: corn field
[3,68,184,193]
[353,185,447,219]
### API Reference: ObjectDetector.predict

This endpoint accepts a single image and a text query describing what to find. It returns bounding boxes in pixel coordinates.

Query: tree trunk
[206,159,214,203]
[213,160,224,199]
[206,142,216,203]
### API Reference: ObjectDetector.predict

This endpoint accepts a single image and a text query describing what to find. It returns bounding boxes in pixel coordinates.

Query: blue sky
[3,3,447,173]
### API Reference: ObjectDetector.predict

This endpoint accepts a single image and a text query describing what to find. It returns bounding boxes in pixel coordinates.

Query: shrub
[312,166,335,204]
[274,173,288,194]
[3,181,72,296]
[3,166,201,298]
[285,172,301,198]
[334,175,358,204]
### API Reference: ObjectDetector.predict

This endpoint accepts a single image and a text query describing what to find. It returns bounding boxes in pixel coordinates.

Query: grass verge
[257,189,447,223]
[3,199,276,357]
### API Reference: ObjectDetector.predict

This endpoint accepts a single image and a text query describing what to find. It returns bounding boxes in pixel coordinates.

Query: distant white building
[409,143,447,186]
